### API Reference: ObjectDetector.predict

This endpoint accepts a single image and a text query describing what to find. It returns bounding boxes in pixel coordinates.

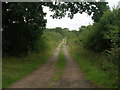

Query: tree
[79,26,86,33]
[44,2,109,22]
[2,2,46,56]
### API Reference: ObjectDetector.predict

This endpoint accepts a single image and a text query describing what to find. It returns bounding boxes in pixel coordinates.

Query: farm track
[9,39,96,88]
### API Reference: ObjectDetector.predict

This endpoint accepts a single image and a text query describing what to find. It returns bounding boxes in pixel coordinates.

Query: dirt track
[9,39,96,88]
[55,44,95,88]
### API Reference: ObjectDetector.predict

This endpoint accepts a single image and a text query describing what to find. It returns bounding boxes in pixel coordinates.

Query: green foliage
[91,2,109,22]
[100,9,120,48]
[49,2,109,22]
[67,38,118,88]
[43,28,63,42]
[79,26,86,33]
[78,9,120,53]
[101,9,120,86]
[66,8,120,88]
[66,31,78,43]
[2,2,46,56]
[79,24,111,52]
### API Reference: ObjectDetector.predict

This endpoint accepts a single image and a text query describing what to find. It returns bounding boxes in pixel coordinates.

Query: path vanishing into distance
[10,39,96,88]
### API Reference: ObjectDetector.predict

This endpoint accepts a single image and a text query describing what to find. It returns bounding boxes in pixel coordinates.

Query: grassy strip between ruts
[68,43,117,88]
[48,44,67,88]
[2,41,59,88]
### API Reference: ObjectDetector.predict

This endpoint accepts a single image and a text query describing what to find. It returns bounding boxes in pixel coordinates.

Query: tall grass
[2,41,58,88]
[68,43,117,88]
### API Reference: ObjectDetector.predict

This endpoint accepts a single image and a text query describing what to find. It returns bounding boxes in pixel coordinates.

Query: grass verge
[68,43,117,88]
[2,42,57,88]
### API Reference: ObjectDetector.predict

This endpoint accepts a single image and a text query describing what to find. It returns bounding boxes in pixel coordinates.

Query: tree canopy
[44,2,109,22]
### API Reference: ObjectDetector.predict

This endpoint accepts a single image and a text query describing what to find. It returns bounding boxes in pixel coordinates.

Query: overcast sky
[43,0,120,31]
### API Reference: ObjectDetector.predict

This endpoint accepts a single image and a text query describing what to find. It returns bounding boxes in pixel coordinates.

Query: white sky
[43,0,120,31]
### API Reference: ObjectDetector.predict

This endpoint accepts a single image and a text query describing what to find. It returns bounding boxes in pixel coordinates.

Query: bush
[77,8,120,87]
[79,9,120,53]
